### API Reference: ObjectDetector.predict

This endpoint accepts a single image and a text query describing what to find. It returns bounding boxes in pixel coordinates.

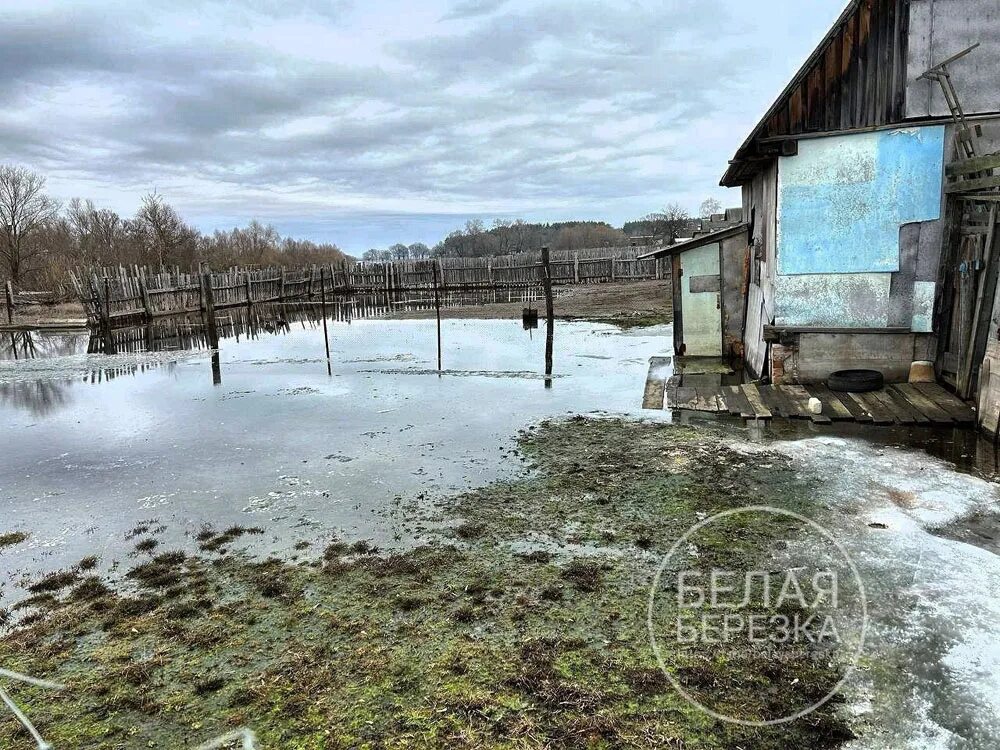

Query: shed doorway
[679,242,722,356]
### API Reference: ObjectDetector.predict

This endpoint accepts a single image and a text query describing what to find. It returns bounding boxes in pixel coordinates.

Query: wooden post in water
[432,259,442,372]
[4,280,14,325]
[541,245,554,386]
[201,266,221,385]
[320,266,331,375]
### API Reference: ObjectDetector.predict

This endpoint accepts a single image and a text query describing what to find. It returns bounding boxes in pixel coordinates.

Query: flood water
[0,316,672,593]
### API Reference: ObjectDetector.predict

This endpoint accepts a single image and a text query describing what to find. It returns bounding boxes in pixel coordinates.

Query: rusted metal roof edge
[637,224,749,259]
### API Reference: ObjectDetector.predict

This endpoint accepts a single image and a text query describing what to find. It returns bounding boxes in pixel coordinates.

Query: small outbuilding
[656,0,1000,435]
[640,224,749,364]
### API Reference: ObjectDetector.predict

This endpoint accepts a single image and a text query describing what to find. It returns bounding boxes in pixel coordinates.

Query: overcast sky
[3,0,848,253]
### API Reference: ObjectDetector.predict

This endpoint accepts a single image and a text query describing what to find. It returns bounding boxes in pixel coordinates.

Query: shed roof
[721,0,909,187]
[637,224,748,260]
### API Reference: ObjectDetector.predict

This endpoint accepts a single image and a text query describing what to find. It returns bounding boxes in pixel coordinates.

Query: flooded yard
[0,318,671,590]
[2,314,1000,750]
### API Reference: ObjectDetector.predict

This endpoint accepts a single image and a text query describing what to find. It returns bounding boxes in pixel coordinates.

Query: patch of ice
[771,436,1000,747]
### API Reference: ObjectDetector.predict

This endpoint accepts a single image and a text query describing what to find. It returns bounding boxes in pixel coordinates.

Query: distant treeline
[363,198,725,262]
[362,219,631,262]
[0,165,347,293]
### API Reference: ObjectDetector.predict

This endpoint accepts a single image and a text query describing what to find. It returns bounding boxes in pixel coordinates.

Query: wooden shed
[716,0,1000,412]
[640,224,749,365]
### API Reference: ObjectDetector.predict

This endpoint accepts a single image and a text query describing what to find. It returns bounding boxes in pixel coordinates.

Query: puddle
[0,317,672,596]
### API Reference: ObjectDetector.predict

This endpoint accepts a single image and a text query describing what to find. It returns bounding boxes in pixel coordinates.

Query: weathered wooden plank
[945,174,1000,194]
[715,389,728,412]
[683,373,724,389]
[740,384,772,419]
[642,373,665,410]
[672,387,698,410]
[783,384,834,424]
[854,391,894,424]
[664,375,681,408]
[692,388,724,412]
[837,391,875,422]
[808,384,854,420]
[881,386,929,424]
[945,151,1000,177]
[868,388,914,424]
[642,357,672,409]
[913,383,976,423]
[724,385,754,418]
[779,384,816,419]
[893,383,954,424]
[758,385,794,419]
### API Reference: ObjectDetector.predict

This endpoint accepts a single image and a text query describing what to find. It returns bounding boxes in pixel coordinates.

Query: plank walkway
[651,366,975,427]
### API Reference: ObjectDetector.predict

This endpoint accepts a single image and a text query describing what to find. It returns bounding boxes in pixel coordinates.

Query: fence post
[245,271,253,306]
[432,260,442,372]
[573,252,579,284]
[139,276,152,321]
[4,280,14,325]
[541,246,554,385]
[102,277,112,326]
[610,256,615,282]
[201,266,219,349]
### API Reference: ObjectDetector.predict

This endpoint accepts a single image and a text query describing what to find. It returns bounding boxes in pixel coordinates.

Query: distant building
[644,0,1000,433]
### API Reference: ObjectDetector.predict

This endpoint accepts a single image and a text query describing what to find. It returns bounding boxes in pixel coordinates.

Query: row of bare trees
[362,197,727,261]
[364,218,632,261]
[0,165,347,293]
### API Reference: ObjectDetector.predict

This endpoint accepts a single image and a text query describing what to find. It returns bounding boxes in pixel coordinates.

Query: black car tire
[827,369,884,393]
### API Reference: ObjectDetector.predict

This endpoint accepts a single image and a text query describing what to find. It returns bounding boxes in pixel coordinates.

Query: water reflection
[0,379,72,417]
[2,291,562,416]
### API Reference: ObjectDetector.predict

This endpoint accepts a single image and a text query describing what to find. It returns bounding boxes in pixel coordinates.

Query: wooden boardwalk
[644,359,976,427]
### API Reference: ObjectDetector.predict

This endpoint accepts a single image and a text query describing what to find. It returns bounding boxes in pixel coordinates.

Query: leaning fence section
[69,247,664,328]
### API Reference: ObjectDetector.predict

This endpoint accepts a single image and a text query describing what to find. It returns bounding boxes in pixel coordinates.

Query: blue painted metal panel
[777,126,945,276]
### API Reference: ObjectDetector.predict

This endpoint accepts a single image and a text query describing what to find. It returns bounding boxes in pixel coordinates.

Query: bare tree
[699,197,723,218]
[0,165,60,282]
[136,192,195,268]
[389,243,410,260]
[68,198,124,266]
[645,203,690,245]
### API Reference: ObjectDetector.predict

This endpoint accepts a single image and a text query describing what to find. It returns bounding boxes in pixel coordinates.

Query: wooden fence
[69,246,664,328]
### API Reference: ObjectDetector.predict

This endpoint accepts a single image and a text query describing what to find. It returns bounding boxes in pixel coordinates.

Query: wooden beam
[739,384,772,419]
[945,175,1000,194]
[946,152,1000,177]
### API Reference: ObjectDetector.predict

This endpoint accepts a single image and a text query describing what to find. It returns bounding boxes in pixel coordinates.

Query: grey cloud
[1,0,763,248]
[441,0,511,21]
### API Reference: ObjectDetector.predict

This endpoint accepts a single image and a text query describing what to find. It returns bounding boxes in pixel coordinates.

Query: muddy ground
[0,418,852,749]
[390,280,673,328]
[1,302,88,328]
